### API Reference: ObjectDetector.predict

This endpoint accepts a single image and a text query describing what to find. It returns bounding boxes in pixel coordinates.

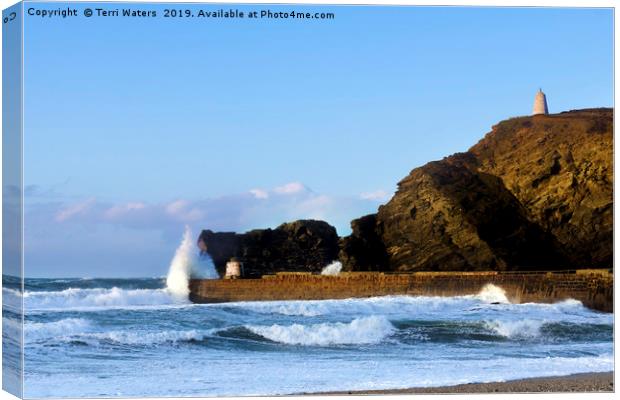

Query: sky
[17,3,613,277]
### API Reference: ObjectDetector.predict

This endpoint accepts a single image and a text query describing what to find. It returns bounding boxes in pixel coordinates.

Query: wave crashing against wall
[166,226,218,299]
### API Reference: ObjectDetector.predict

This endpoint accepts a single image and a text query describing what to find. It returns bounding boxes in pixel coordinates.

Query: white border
[0,2,616,400]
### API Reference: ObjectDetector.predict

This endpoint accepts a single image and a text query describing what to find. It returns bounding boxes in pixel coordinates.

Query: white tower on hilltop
[532,88,549,115]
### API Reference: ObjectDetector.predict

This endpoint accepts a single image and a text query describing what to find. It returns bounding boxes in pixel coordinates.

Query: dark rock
[339,214,389,271]
[198,220,339,278]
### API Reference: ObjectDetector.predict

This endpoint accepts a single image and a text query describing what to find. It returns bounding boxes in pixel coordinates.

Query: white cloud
[178,207,206,222]
[249,189,269,199]
[360,190,392,202]
[55,198,96,222]
[163,200,205,222]
[25,182,392,277]
[165,199,189,215]
[32,182,388,237]
[104,202,146,219]
[274,182,308,195]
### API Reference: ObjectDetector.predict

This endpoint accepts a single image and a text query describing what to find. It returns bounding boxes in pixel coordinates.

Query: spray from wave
[476,284,510,304]
[166,226,219,300]
[166,226,197,299]
[22,226,220,311]
[321,261,342,276]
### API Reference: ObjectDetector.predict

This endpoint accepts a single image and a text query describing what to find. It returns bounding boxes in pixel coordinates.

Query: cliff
[200,108,613,275]
[469,109,613,268]
[340,108,612,272]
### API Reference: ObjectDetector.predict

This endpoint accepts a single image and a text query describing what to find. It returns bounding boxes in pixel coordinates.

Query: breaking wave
[476,284,510,304]
[484,319,546,338]
[23,287,181,312]
[24,317,212,346]
[26,318,92,341]
[2,287,23,311]
[246,315,394,346]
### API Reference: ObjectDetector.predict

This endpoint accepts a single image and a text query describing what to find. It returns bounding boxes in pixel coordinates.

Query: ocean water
[2,275,613,398]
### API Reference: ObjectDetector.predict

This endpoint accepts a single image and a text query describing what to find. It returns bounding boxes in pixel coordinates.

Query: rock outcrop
[469,109,613,268]
[340,108,613,272]
[338,214,389,271]
[198,220,339,277]
[373,153,566,271]
[200,108,612,274]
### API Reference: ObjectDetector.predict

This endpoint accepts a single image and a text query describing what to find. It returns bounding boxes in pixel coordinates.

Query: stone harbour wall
[189,269,613,312]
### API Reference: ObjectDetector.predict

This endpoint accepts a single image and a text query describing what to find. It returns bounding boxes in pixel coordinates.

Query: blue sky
[20,4,613,277]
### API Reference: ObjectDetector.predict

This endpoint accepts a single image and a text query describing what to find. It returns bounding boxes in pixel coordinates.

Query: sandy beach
[311,372,614,395]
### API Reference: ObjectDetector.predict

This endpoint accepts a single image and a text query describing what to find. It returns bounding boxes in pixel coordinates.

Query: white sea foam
[525,298,585,311]
[230,295,468,319]
[23,319,212,346]
[216,291,609,325]
[2,287,23,311]
[476,284,510,304]
[23,287,179,312]
[269,303,324,317]
[2,316,23,343]
[321,261,342,276]
[246,315,394,346]
[241,301,327,317]
[25,318,92,342]
[484,319,546,338]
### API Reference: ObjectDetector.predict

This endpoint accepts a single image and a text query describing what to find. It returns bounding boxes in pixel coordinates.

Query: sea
[1,230,614,398]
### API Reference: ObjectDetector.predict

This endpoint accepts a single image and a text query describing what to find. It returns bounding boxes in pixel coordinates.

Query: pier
[189,269,613,312]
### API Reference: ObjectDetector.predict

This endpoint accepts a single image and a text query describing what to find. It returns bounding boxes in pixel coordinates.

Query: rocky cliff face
[469,109,613,268]
[372,153,567,271]
[341,108,612,272]
[200,108,612,275]
[198,220,339,277]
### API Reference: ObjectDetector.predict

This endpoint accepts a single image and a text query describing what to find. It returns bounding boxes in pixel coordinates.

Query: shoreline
[306,372,614,395]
